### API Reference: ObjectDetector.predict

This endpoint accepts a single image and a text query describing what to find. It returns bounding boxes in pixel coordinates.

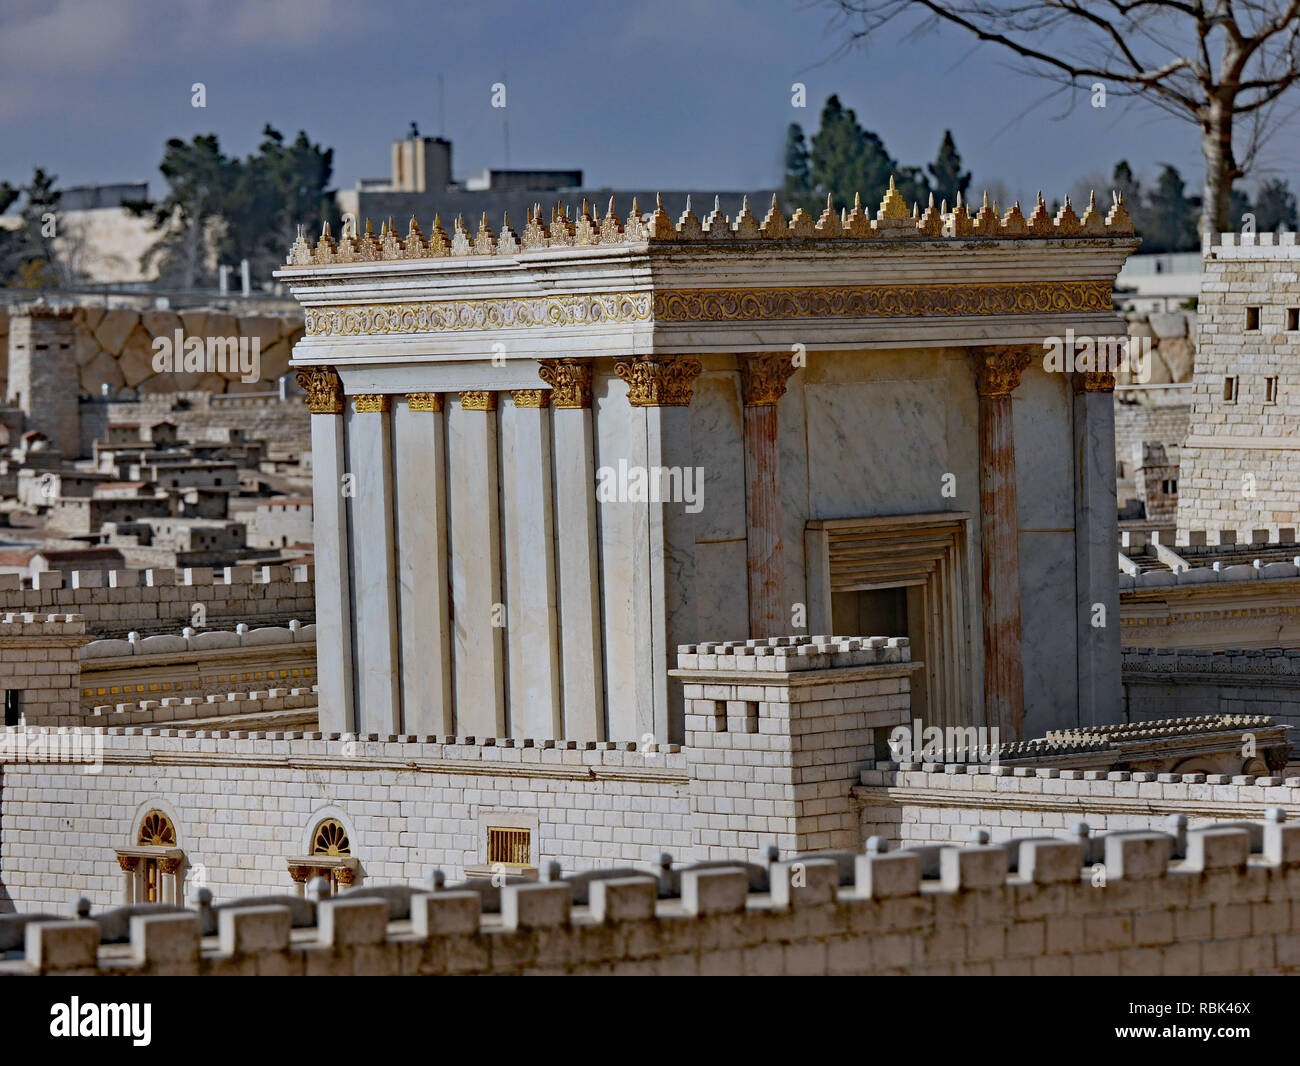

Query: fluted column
[538,360,605,740]
[740,354,796,638]
[614,356,702,746]
[973,346,1033,740]
[295,367,355,732]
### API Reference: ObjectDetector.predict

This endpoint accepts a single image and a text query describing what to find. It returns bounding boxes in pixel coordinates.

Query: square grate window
[487,826,531,867]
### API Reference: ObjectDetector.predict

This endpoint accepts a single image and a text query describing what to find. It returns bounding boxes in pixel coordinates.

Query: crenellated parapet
[11,816,1300,976]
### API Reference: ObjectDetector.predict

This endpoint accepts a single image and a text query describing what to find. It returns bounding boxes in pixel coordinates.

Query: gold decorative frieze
[352,393,391,413]
[460,390,497,411]
[740,353,798,407]
[973,346,1035,397]
[511,389,551,408]
[615,357,702,407]
[281,178,1143,270]
[537,359,593,409]
[303,281,1110,339]
[304,293,653,337]
[406,392,443,412]
[295,366,344,414]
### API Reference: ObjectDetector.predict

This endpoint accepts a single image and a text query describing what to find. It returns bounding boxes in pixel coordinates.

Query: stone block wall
[0,565,315,638]
[857,762,1300,846]
[12,821,1300,975]
[678,636,914,859]
[0,613,85,724]
[1123,647,1300,733]
[1177,233,1300,537]
[0,305,304,401]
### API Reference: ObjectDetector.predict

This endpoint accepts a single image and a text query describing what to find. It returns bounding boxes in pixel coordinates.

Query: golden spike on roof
[917,192,943,237]
[549,201,575,246]
[972,192,999,237]
[1053,194,1081,236]
[732,194,760,239]
[356,217,380,261]
[624,196,646,240]
[704,195,733,239]
[760,194,789,238]
[1079,190,1108,236]
[877,174,910,222]
[646,193,675,240]
[788,205,815,237]
[379,216,404,259]
[575,198,601,244]
[521,205,549,249]
[427,213,450,256]
[1027,191,1054,236]
[287,223,314,265]
[497,212,521,254]
[947,190,974,237]
[600,196,624,243]
[1104,189,1135,235]
[451,214,474,255]
[815,193,843,237]
[676,195,704,239]
[1000,201,1028,236]
[844,190,872,237]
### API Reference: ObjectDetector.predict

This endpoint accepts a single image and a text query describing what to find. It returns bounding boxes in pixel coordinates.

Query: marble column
[393,393,453,734]
[973,346,1033,740]
[1072,370,1123,726]
[500,389,562,738]
[614,356,702,746]
[446,391,506,736]
[346,394,401,735]
[740,354,796,638]
[295,367,355,733]
[538,360,605,740]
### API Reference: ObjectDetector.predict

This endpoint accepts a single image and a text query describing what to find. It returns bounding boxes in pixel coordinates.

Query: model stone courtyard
[5,2,1300,989]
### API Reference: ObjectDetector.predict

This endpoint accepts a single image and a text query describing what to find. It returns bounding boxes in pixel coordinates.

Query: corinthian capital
[740,353,797,407]
[295,366,344,414]
[614,356,702,407]
[973,345,1035,398]
[537,359,593,409]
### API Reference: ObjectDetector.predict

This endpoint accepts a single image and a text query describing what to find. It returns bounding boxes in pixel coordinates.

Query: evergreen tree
[782,123,813,212]
[1253,178,1298,232]
[926,130,971,206]
[1146,164,1198,252]
[809,95,916,212]
[0,169,64,287]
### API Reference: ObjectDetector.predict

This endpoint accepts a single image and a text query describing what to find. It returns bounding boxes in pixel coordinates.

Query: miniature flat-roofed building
[278,184,1139,744]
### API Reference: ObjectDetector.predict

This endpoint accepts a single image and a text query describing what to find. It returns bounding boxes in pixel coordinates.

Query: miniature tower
[7,302,79,458]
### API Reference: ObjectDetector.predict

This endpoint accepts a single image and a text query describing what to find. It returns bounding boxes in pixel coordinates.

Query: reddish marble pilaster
[740,354,796,638]
[974,346,1034,740]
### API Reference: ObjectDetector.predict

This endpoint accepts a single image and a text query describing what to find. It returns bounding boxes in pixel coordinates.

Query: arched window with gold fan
[311,818,350,857]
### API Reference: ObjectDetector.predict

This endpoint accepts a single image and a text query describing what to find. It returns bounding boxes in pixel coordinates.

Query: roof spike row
[427,213,450,256]
[355,218,381,261]
[946,190,974,238]
[815,193,843,237]
[313,220,337,262]
[1000,201,1028,236]
[287,223,314,265]
[732,195,760,239]
[380,216,404,259]
[787,203,815,237]
[549,201,575,246]
[760,194,790,238]
[676,194,704,239]
[473,212,497,254]
[624,196,647,241]
[704,195,733,239]
[575,198,601,245]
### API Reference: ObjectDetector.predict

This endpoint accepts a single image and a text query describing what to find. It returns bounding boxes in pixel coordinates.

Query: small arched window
[311,818,350,857]
[138,810,177,847]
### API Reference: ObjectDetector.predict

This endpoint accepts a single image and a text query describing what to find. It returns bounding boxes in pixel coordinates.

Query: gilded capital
[614,356,702,407]
[116,854,139,872]
[334,866,356,886]
[1072,370,1116,394]
[973,346,1035,398]
[511,389,551,408]
[740,353,797,407]
[158,857,181,875]
[537,359,593,409]
[295,366,344,414]
[460,390,498,411]
[352,394,391,413]
[406,392,443,412]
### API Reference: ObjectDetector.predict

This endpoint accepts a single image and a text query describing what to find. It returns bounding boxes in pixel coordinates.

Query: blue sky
[3,0,1297,204]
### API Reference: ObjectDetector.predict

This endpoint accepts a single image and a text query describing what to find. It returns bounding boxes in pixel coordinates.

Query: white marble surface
[551,406,605,739]
[500,398,562,738]
[392,399,453,733]
[690,371,746,543]
[695,539,749,641]
[446,397,506,734]
[345,406,401,733]
[309,415,354,732]
[1018,529,1079,734]
[1013,364,1075,530]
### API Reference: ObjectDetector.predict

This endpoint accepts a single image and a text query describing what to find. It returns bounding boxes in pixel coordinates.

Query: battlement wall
[10,821,1300,975]
[0,565,315,638]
